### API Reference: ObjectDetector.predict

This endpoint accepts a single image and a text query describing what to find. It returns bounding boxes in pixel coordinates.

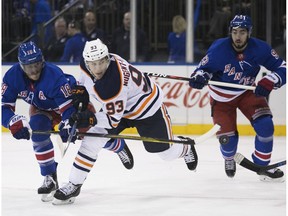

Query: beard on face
[232,36,249,50]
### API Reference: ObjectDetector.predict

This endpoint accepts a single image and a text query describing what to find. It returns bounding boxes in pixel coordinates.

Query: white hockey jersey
[79,54,164,129]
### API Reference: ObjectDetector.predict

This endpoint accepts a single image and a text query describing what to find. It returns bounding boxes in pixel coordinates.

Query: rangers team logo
[18,90,28,97]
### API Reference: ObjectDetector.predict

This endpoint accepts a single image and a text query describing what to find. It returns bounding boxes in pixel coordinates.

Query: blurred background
[2,0,286,63]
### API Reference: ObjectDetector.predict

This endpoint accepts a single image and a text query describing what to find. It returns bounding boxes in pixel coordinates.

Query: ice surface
[2,133,286,216]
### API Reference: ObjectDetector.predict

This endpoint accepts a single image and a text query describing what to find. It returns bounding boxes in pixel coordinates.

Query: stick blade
[56,135,66,158]
[194,124,220,144]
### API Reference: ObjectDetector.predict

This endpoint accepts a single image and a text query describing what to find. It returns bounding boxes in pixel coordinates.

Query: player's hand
[189,70,211,89]
[71,85,89,111]
[9,115,30,140]
[255,73,281,97]
[58,119,77,143]
[69,110,97,128]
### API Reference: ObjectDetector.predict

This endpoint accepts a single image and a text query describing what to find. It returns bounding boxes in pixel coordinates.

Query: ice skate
[183,145,198,170]
[38,172,58,202]
[258,168,285,182]
[178,136,198,171]
[117,144,134,169]
[52,182,82,205]
[178,136,198,170]
[225,159,236,178]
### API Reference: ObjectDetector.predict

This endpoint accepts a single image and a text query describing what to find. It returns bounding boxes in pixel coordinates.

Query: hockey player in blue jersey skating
[189,15,286,181]
[1,41,77,201]
[1,41,134,202]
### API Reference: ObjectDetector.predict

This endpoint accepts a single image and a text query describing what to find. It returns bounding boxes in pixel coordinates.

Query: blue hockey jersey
[2,62,76,128]
[195,37,286,102]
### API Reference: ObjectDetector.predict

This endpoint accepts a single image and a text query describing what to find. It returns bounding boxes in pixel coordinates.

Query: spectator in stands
[62,0,94,23]
[274,14,286,60]
[60,20,87,63]
[167,15,186,63]
[111,11,150,62]
[30,0,52,45]
[82,10,107,42]
[232,0,251,16]
[207,0,232,41]
[43,17,69,62]
[10,0,31,43]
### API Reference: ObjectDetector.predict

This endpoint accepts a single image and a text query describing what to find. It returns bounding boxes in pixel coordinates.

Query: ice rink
[2,132,286,216]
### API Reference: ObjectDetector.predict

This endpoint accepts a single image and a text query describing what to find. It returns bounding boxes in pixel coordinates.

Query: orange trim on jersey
[75,157,94,168]
[124,83,157,119]
[92,57,124,102]
[112,123,119,127]
[80,57,123,102]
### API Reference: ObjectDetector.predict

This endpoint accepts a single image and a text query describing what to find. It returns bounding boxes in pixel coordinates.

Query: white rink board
[1,64,286,125]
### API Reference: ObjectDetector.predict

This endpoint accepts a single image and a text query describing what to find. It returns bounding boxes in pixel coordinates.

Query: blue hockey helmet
[18,41,43,65]
[229,15,252,33]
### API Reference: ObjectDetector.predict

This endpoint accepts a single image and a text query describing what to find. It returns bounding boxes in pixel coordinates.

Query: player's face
[22,61,43,81]
[86,57,109,80]
[231,28,249,51]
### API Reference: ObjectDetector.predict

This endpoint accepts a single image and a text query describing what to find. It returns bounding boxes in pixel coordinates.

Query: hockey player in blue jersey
[189,15,286,181]
[1,41,134,202]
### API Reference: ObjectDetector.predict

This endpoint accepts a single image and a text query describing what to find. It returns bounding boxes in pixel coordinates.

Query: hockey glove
[9,115,31,140]
[59,119,77,143]
[71,85,89,111]
[189,70,211,89]
[69,110,97,128]
[255,73,281,97]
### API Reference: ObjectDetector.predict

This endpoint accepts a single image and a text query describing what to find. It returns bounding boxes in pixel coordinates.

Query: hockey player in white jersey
[52,39,198,205]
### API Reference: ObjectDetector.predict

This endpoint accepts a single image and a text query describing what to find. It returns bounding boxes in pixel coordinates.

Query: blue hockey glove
[189,70,211,89]
[9,115,30,140]
[69,110,97,128]
[59,119,77,143]
[255,73,281,97]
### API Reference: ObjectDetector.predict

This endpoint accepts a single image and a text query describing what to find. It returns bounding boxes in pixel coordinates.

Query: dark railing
[2,0,81,61]
[2,0,286,62]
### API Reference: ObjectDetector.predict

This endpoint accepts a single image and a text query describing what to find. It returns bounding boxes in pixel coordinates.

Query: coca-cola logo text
[152,77,210,108]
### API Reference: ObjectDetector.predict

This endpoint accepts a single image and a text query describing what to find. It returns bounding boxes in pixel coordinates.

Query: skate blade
[259,175,285,183]
[52,197,76,205]
[40,191,56,202]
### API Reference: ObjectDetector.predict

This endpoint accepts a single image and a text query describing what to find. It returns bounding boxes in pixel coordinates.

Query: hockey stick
[144,72,256,90]
[33,124,220,145]
[234,152,286,174]
[62,102,83,157]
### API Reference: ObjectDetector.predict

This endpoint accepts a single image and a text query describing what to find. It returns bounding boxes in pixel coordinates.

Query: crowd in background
[2,0,286,63]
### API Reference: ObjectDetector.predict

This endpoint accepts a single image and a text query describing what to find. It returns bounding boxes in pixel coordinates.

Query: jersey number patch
[106,100,124,115]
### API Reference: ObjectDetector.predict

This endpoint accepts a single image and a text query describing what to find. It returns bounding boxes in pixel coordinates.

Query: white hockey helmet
[82,39,109,61]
